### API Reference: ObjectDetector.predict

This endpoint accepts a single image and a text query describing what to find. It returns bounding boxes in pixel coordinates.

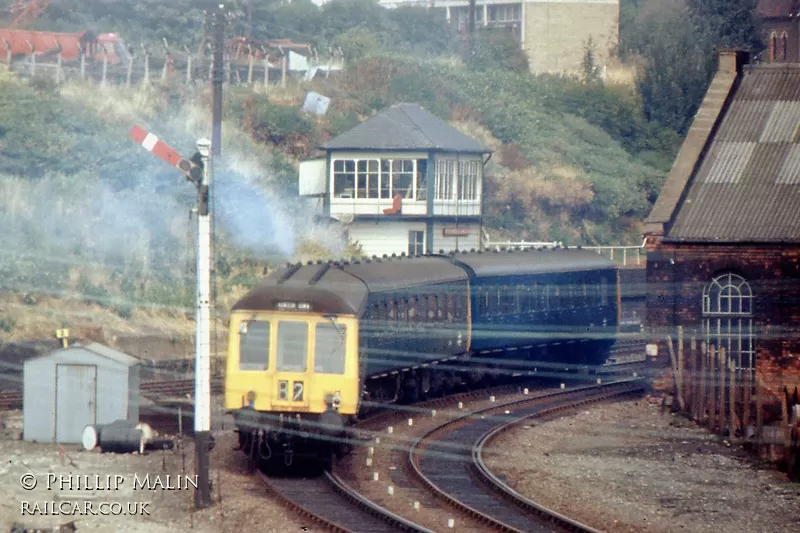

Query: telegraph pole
[194,0,226,511]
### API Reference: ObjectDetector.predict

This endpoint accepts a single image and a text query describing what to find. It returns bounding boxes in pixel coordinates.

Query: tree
[627,0,762,134]
[468,28,529,73]
[581,37,601,84]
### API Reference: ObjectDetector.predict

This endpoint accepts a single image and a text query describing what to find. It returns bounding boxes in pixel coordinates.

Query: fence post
[743,368,751,439]
[691,337,699,420]
[55,52,62,84]
[143,50,150,86]
[667,335,683,410]
[4,39,10,64]
[101,50,108,86]
[248,54,254,85]
[782,388,792,464]
[80,49,86,80]
[699,341,707,422]
[756,375,764,450]
[281,53,287,88]
[729,356,737,442]
[678,326,685,411]
[718,347,727,435]
[263,55,269,88]
[186,53,193,85]
[709,344,716,431]
[126,56,134,88]
[27,40,35,77]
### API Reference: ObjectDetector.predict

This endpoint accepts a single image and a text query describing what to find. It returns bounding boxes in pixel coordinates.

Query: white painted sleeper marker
[408,418,413,426]
[373,472,379,481]
[388,426,393,434]
[458,402,463,409]
[413,501,420,511]
[448,518,455,528]
[366,458,372,467]
[431,409,437,417]
[523,388,529,395]
[388,486,394,495]
[561,383,566,389]
[490,395,495,402]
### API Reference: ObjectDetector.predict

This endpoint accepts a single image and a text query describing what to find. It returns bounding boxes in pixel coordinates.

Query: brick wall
[761,19,800,62]
[645,241,800,396]
[523,0,619,75]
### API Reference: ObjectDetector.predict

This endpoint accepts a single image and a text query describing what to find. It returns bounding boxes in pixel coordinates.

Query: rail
[483,238,648,267]
[406,380,646,533]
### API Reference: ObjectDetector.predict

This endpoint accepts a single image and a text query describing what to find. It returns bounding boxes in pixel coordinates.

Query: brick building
[644,50,800,399]
[758,0,800,62]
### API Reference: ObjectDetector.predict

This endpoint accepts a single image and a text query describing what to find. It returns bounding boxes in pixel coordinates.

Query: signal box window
[239,321,270,371]
[315,322,347,374]
[277,321,308,372]
[409,231,424,256]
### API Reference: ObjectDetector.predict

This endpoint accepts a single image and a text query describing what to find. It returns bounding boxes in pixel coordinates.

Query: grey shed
[23,342,141,444]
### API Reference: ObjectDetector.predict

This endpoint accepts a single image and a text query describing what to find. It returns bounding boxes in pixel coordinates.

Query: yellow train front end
[225,302,360,468]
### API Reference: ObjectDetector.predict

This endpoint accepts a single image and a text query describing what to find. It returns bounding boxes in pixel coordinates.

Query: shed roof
[27,342,140,367]
[665,64,800,243]
[321,103,491,154]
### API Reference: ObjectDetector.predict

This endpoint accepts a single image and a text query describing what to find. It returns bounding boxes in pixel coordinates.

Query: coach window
[429,295,438,320]
[315,322,347,374]
[277,321,308,372]
[446,294,454,321]
[389,300,397,320]
[398,298,408,321]
[379,302,387,320]
[408,296,418,321]
[239,320,270,371]
[454,294,463,320]
[600,278,608,306]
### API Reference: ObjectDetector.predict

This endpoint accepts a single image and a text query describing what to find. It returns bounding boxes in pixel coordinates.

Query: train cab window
[408,297,417,321]
[277,321,308,372]
[239,320,270,371]
[315,322,347,374]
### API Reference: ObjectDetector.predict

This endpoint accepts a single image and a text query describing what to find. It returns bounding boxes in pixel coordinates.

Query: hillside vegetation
[0,0,765,342]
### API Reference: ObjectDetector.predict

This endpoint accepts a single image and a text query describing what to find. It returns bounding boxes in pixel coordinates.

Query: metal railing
[482,236,647,267]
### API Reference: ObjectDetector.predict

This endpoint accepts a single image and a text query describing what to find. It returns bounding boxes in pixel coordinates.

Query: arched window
[770,32,778,62]
[782,32,788,61]
[702,273,755,371]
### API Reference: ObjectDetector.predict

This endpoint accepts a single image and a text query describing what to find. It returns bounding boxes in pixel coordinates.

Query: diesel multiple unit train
[225,247,621,467]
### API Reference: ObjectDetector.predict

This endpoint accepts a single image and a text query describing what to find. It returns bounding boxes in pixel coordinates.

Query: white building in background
[298,103,492,258]
[309,0,619,76]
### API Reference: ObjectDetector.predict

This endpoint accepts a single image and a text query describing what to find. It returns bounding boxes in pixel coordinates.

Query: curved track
[408,379,645,533]
[257,467,434,533]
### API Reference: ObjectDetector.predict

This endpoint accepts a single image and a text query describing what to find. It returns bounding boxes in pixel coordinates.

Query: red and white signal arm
[130,125,202,181]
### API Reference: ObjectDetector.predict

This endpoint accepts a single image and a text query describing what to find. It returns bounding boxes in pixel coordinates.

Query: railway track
[0,378,224,410]
[407,379,645,533]
[257,469,434,533]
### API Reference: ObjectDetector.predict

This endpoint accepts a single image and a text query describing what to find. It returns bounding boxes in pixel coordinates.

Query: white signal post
[129,126,213,509]
[194,138,213,510]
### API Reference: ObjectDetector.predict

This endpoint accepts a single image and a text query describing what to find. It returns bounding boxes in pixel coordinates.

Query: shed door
[55,364,97,443]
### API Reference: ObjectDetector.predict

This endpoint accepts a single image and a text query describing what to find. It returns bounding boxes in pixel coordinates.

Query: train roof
[446,247,616,277]
[230,248,616,316]
[231,256,467,315]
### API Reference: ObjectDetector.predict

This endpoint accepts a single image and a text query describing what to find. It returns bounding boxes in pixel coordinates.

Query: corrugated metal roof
[321,103,491,153]
[667,65,800,242]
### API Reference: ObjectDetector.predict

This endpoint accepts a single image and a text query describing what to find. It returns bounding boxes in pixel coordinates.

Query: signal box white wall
[23,343,140,444]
